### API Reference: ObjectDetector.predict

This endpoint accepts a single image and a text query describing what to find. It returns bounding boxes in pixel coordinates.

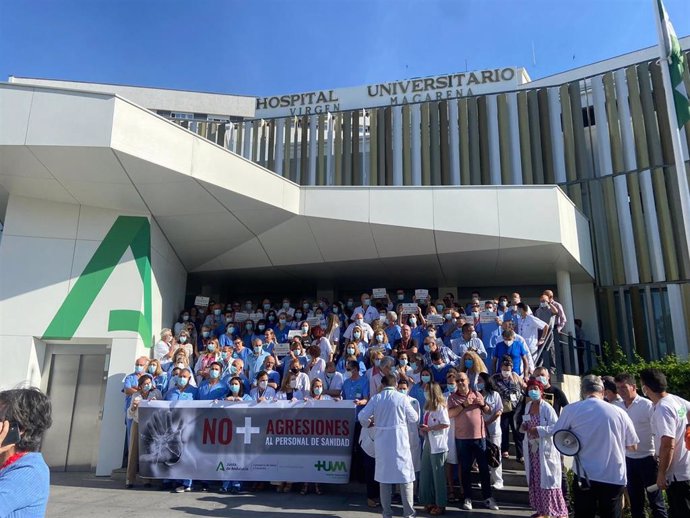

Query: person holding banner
[275,371,306,401]
[126,375,162,489]
[323,361,344,398]
[164,368,198,401]
[225,376,253,402]
[359,374,419,518]
[197,362,229,400]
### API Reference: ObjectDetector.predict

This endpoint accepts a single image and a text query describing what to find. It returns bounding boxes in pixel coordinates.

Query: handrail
[534,317,600,380]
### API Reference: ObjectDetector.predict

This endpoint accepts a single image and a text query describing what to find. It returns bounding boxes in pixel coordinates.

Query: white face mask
[501,370,511,378]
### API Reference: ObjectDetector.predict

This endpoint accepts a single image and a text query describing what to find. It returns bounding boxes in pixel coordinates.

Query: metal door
[41,346,108,472]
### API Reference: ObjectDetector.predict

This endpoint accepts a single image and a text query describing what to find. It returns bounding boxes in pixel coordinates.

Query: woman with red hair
[520,379,568,518]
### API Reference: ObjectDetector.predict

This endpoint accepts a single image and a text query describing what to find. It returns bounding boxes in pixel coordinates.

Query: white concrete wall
[0,194,187,475]
[571,282,601,346]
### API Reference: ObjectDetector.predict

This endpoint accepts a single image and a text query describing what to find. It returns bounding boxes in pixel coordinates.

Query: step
[470,467,526,487]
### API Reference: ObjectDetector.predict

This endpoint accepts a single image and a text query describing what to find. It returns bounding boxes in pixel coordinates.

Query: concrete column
[557,270,575,373]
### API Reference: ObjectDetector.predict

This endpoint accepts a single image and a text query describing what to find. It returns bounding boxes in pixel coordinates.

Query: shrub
[592,342,690,400]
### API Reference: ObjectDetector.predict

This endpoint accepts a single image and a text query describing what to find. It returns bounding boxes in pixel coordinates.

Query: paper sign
[479,311,497,324]
[307,317,321,327]
[249,313,264,322]
[372,288,387,298]
[287,330,302,339]
[194,295,210,307]
[415,289,429,301]
[273,343,291,357]
[234,312,249,322]
[401,303,419,315]
[427,314,444,324]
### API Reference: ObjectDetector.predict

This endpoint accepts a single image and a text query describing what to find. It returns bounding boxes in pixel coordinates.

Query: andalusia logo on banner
[42,216,153,346]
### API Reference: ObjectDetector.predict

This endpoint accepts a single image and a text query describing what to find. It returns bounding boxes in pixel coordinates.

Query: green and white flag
[657,0,690,128]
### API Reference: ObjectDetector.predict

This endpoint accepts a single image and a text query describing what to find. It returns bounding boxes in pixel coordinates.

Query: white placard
[307,317,321,327]
[372,288,387,299]
[194,295,210,307]
[287,330,302,339]
[427,314,444,325]
[480,310,498,324]
[415,289,429,301]
[273,343,291,357]
[234,312,249,322]
[401,303,419,315]
[249,312,264,322]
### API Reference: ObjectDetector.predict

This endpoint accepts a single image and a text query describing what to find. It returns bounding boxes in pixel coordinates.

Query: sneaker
[484,497,499,510]
[491,483,504,490]
[174,485,191,493]
[462,498,473,510]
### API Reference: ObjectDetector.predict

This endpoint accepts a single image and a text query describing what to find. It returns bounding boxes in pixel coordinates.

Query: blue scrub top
[493,340,529,375]
[165,386,198,401]
[341,376,370,415]
[197,379,229,400]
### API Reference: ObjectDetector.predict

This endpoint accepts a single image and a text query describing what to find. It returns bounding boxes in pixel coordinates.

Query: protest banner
[138,400,356,483]
[194,296,210,307]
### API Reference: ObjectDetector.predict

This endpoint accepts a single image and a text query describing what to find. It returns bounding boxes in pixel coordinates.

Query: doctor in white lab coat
[359,373,419,518]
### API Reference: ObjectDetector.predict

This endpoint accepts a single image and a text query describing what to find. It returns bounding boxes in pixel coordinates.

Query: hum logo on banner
[314,460,347,473]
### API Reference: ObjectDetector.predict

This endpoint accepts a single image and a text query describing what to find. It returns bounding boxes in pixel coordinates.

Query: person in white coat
[359,374,419,518]
[521,379,569,518]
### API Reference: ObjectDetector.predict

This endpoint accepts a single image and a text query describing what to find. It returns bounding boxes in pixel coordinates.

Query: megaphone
[553,429,581,456]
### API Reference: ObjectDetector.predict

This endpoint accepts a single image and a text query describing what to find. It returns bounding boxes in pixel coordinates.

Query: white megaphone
[553,429,590,490]
[553,429,580,456]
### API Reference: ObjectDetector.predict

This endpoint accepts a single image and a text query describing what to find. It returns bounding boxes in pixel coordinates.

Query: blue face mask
[230,384,240,394]
[528,389,541,401]
[421,375,431,383]
[464,359,474,369]
[210,370,220,379]
[147,365,156,374]
[409,362,417,371]
[202,331,210,338]
[134,365,144,373]
[177,377,188,387]
[142,384,152,392]
[399,359,408,367]
[221,352,228,360]
[446,384,457,393]
[398,388,407,394]
[476,383,485,392]
[207,344,216,352]
[230,365,239,375]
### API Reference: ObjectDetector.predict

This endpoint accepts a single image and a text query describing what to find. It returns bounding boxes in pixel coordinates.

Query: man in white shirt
[553,375,639,518]
[613,373,667,518]
[359,374,419,518]
[343,312,375,343]
[640,368,690,518]
[450,323,487,359]
[352,293,380,325]
[515,302,548,359]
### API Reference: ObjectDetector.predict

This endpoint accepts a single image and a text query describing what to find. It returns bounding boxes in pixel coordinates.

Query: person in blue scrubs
[409,367,433,424]
[273,313,291,343]
[164,367,198,493]
[197,362,229,400]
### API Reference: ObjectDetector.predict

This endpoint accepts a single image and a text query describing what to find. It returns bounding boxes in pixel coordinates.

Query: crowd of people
[118,289,690,518]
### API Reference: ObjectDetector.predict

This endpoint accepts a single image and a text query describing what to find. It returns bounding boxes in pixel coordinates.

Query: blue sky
[1,0,688,96]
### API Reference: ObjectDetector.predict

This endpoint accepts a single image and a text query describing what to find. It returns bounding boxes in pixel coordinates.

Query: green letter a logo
[42,216,153,346]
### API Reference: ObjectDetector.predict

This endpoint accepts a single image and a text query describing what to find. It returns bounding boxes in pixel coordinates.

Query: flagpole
[653,0,690,256]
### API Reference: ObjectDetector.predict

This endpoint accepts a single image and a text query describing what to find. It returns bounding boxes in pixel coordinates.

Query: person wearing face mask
[125,375,163,489]
[336,343,366,376]
[463,291,482,314]
[531,367,569,416]
[496,296,510,317]
[280,299,295,319]
[515,302,548,368]
[154,328,175,366]
[262,328,278,355]
[343,312,375,343]
[324,312,341,349]
[322,361,344,398]
[419,381,450,516]
[409,368,434,424]
[365,350,386,395]
[371,330,391,354]
[298,321,312,341]
[428,351,452,387]
[250,371,276,402]
[423,338,460,371]
[173,310,190,335]
[265,310,278,330]
[247,338,271,382]
[196,325,213,357]
[351,292,380,325]
[275,372,306,401]
[439,308,456,342]
[165,368,198,401]
[197,361,229,400]
[218,376,252,495]
[240,320,256,348]
[491,329,530,380]
[519,379,569,518]
[176,329,194,360]
[261,356,281,390]
[406,353,424,384]
[286,357,311,393]
[475,301,502,359]
[122,356,150,454]
[146,359,169,394]
[229,337,250,367]
[274,312,291,343]
[280,338,307,378]
[424,325,444,352]
[460,351,488,390]
[395,353,414,382]
[305,344,326,384]
[311,326,333,363]
[193,338,221,383]
[290,309,305,330]
[450,323,487,361]
[250,320,265,346]
[223,358,251,393]
[478,372,504,490]
[491,357,526,463]
[443,371,460,502]
[406,307,428,343]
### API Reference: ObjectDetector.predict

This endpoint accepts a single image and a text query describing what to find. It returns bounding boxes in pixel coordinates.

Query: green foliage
[593,342,690,400]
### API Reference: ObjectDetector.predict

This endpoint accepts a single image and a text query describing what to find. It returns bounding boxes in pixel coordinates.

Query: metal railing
[534,316,601,381]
